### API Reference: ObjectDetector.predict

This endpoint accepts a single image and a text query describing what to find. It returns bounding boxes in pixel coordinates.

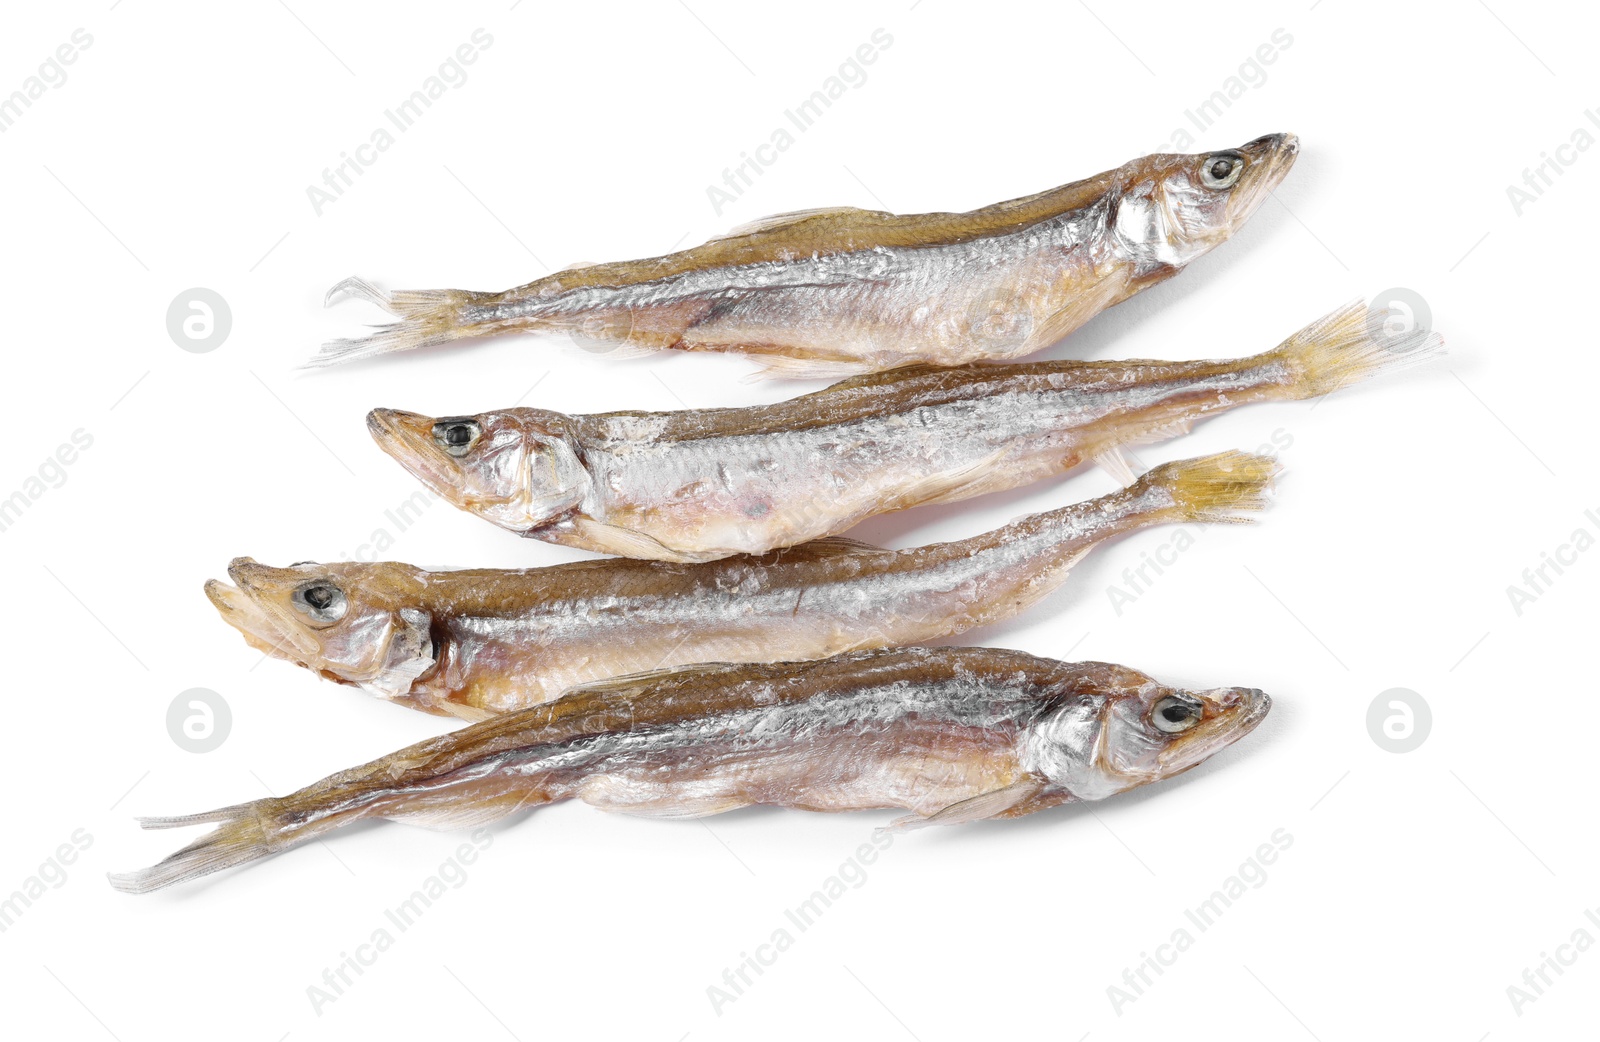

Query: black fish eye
[431,418,483,457]
[1200,152,1245,190]
[292,582,347,623]
[1153,695,1202,734]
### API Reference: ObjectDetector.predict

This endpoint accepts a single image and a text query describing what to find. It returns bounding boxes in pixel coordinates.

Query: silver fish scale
[435,482,1156,649]
[496,672,1068,778]
[462,209,1106,324]
[576,368,1245,542]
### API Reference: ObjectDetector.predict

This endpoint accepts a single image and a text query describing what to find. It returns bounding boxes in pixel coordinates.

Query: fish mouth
[368,408,457,495]
[1226,131,1299,225]
[369,407,549,534]
[1228,687,1272,736]
[368,407,502,519]
[208,557,322,658]
[1157,686,1272,773]
[205,571,313,661]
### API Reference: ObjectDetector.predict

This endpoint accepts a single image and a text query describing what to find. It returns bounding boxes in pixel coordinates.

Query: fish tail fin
[304,277,504,368]
[108,799,279,894]
[108,761,558,892]
[1265,300,1445,400]
[1138,450,1279,525]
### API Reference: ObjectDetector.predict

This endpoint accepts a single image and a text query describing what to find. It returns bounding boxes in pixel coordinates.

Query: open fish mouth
[205,558,323,659]
[204,576,308,660]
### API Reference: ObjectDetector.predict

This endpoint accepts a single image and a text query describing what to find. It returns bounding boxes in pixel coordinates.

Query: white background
[1,1,1591,1038]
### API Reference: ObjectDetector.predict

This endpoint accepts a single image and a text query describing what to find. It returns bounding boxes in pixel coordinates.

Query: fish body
[109,646,1271,893]
[310,135,1300,375]
[371,302,1439,561]
[205,452,1275,719]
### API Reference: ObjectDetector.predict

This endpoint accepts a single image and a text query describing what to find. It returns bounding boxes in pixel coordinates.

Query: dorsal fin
[715,205,889,242]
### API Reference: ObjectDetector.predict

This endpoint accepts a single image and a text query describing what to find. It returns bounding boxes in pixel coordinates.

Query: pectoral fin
[880,776,1050,834]
[1022,271,1131,354]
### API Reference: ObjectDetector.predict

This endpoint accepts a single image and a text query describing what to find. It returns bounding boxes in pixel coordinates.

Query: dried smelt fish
[309,134,1299,376]
[205,451,1275,720]
[370,302,1438,561]
[109,646,1271,893]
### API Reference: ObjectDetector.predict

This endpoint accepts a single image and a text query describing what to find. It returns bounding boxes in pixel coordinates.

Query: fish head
[367,407,591,535]
[1100,672,1270,789]
[1034,663,1270,799]
[205,558,438,699]
[1110,132,1299,272]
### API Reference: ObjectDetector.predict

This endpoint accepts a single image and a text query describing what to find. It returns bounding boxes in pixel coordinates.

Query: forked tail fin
[109,754,555,893]
[1266,300,1445,400]
[303,277,499,368]
[107,801,279,894]
[1138,450,1280,525]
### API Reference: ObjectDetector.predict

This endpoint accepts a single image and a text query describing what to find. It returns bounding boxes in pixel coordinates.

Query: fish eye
[291,582,347,623]
[1152,694,1203,734]
[431,418,482,457]
[1199,152,1245,190]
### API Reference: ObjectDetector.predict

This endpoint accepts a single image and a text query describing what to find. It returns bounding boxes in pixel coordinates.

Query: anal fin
[1092,444,1143,486]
